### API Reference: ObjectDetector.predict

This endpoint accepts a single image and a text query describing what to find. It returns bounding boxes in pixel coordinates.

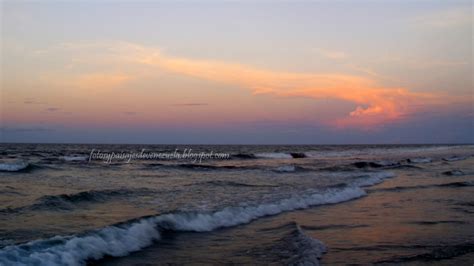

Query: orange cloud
[138,49,440,127]
[32,41,451,128]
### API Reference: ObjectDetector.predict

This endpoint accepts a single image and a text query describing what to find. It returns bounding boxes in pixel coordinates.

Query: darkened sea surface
[0,144,473,265]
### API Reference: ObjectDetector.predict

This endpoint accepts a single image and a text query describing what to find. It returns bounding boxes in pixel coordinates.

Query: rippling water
[0,144,473,265]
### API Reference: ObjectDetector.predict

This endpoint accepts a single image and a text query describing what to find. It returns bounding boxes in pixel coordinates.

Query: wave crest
[0,161,30,172]
[0,186,365,265]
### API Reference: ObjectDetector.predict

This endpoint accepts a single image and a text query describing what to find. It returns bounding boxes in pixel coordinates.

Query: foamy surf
[0,185,367,266]
[351,172,396,187]
[251,222,326,265]
[61,156,87,162]
[275,165,297,172]
[255,152,293,159]
[0,161,30,172]
[407,157,433,163]
[286,224,327,266]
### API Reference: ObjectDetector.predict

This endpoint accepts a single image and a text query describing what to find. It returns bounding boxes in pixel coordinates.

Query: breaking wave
[61,156,88,162]
[274,165,297,172]
[0,161,31,172]
[249,222,326,265]
[407,157,433,163]
[0,186,366,265]
[351,172,396,187]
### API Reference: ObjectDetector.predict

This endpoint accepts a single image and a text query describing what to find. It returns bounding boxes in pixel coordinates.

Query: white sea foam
[0,186,366,266]
[289,225,327,266]
[275,165,296,172]
[408,157,432,163]
[157,186,366,232]
[0,161,29,172]
[352,172,395,187]
[255,153,293,159]
[61,156,87,162]
[0,219,160,266]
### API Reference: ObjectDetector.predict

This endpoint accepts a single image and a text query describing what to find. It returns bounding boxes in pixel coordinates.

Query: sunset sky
[1,1,472,144]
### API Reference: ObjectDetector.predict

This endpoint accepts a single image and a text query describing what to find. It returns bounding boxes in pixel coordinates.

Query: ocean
[0,144,473,265]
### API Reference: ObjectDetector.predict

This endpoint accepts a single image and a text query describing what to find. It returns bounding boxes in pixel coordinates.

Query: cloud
[40,41,465,128]
[136,47,446,127]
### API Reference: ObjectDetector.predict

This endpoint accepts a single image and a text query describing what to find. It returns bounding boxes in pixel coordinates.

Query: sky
[1,0,473,144]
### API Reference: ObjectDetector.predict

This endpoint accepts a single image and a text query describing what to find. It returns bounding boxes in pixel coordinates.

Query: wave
[250,222,326,265]
[443,156,468,162]
[305,145,472,159]
[407,220,467,225]
[189,180,277,188]
[368,180,474,193]
[273,165,318,172]
[0,188,154,214]
[389,164,423,169]
[174,163,241,170]
[146,163,262,172]
[407,157,432,163]
[443,170,465,176]
[375,242,474,263]
[0,161,31,172]
[437,181,474,187]
[351,172,396,187]
[151,163,311,173]
[352,159,434,169]
[36,188,152,205]
[232,153,257,159]
[300,224,368,231]
[232,152,306,159]
[61,155,88,162]
[328,154,468,171]
[352,160,400,169]
[290,152,307,158]
[454,201,474,207]
[274,165,297,172]
[0,186,365,265]
[255,152,293,159]
[279,224,326,266]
